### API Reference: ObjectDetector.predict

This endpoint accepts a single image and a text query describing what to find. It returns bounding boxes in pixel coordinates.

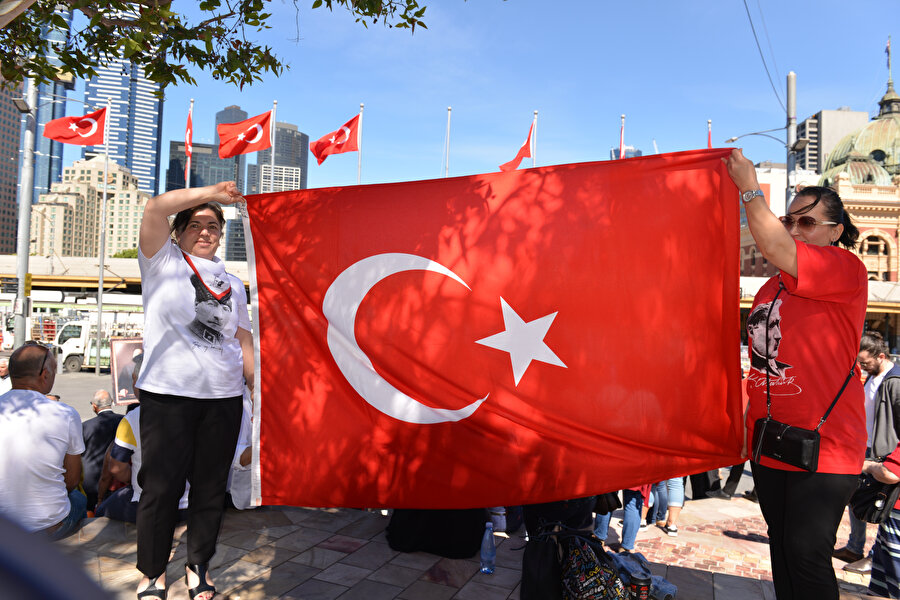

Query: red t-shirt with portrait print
[746,240,867,474]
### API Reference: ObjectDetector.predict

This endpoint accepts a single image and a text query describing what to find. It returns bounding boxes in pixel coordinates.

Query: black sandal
[137,575,166,600]
[185,563,216,599]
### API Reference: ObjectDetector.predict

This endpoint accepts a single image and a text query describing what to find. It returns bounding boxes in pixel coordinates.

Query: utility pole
[13,78,38,349]
[786,71,797,213]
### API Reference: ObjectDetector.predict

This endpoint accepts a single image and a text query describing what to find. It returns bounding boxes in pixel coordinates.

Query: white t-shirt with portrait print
[137,240,250,399]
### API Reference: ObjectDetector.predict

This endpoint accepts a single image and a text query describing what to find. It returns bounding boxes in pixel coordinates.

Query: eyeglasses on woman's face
[778,215,837,234]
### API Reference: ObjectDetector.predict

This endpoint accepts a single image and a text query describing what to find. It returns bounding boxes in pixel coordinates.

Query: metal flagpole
[95,97,111,375]
[185,98,193,188]
[269,100,277,192]
[444,107,451,177]
[357,103,364,185]
[532,110,538,167]
[619,114,625,159]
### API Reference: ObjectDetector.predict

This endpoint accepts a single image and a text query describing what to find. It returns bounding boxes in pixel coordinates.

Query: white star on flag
[476,298,567,386]
[237,132,245,141]
[68,122,77,131]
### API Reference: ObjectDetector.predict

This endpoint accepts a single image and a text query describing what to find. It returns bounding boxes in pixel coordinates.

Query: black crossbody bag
[750,283,856,472]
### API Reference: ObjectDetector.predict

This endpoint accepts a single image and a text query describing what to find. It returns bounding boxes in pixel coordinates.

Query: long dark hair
[790,186,858,249]
[170,203,225,236]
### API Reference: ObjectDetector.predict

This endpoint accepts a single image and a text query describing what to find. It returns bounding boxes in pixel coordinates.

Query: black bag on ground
[385,508,487,558]
[850,472,900,524]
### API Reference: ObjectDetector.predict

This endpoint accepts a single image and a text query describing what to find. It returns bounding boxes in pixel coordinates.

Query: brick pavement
[47,493,892,599]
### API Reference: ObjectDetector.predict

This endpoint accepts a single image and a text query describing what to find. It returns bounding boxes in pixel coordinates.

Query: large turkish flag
[245,148,743,508]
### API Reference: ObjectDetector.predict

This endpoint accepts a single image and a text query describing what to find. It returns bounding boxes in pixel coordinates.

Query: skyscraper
[82,58,164,195]
[215,105,247,193]
[166,141,243,192]
[0,84,22,252]
[20,7,74,206]
[247,121,309,194]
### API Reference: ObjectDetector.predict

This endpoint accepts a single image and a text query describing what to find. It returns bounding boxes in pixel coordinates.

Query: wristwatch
[741,189,765,203]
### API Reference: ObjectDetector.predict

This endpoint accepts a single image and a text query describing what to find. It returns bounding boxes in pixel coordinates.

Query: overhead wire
[741,0,786,112]
[755,0,782,89]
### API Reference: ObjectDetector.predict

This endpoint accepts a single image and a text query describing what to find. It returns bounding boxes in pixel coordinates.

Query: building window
[864,236,888,256]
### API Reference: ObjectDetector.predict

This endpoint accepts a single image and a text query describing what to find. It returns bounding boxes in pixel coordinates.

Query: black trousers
[751,462,858,600]
[136,390,242,578]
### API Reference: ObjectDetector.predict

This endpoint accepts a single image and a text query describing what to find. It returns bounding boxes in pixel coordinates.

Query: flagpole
[619,114,625,159]
[444,106,451,178]
[357,103,363,185]
[95,97,111,376]
[708,119,712,150]
[269,100,277,192]
[185,98,193,189]
[532,110,538,168]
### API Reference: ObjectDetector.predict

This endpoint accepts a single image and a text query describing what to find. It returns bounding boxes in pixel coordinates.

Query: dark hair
[860,331,889,357]
[170,203,225,236]
[791,186,858,249]
[9,342,52,378]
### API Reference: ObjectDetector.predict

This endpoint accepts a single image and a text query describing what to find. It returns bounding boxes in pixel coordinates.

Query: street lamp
[725,71,812,214]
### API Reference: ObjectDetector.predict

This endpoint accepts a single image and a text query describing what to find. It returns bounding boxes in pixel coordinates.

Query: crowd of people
[5,152,900,600]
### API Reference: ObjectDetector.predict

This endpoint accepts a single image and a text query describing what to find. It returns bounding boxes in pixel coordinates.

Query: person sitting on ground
[0,342,86,539]
[81,389,122,511]
[95,402,189,524]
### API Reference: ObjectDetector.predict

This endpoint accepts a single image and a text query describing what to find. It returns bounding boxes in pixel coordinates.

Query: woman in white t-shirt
[133,181,251,600]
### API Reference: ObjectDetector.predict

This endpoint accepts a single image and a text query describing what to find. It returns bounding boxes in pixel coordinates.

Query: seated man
[0,342,86,539]
[96,403,188,523]
[81,389,122,511]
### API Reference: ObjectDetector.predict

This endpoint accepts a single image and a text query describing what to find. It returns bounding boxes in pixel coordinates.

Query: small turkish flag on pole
[499,121,534,172]
[708,119,713,149]
[619,114,625,159]
[217,110,272,158]
[43,108,106,145]
[310,114,360,165]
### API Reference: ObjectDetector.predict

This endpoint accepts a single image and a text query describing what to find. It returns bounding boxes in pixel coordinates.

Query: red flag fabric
[309,114,360,165]
[217,111,271,158]
[185,106,193,184]
[246,149,742,508]
[42,108,106,146]
[499,122,534,172]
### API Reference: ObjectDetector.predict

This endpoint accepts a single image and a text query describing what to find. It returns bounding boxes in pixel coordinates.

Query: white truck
[55,321,113,372]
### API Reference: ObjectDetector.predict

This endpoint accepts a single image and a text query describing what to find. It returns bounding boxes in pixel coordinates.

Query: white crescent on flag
[322,252,487,425]
[76,118,98,138]
[246,124,264,144]
[336,126,351,145]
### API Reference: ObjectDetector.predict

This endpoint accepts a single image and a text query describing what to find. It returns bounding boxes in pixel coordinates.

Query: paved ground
[53,492,887,600]
[43,371,890,599]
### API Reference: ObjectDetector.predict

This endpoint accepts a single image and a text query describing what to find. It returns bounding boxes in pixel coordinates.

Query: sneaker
[664,524,678,537]
[639,522,648,531]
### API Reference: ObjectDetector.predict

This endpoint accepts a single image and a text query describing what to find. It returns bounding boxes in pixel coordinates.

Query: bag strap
[763,280,856,430]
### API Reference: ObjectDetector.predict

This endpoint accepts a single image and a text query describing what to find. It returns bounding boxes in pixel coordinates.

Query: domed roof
[821,80,900,180]
[821,154,894,187]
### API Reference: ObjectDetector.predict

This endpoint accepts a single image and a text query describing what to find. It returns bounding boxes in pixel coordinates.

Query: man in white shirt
[0,343,86,539]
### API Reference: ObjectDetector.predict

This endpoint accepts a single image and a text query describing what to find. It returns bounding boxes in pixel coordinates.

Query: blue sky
[63,1,896,192]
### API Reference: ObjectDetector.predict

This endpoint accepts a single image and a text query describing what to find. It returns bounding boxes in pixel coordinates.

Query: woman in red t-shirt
[726,149,867,600]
